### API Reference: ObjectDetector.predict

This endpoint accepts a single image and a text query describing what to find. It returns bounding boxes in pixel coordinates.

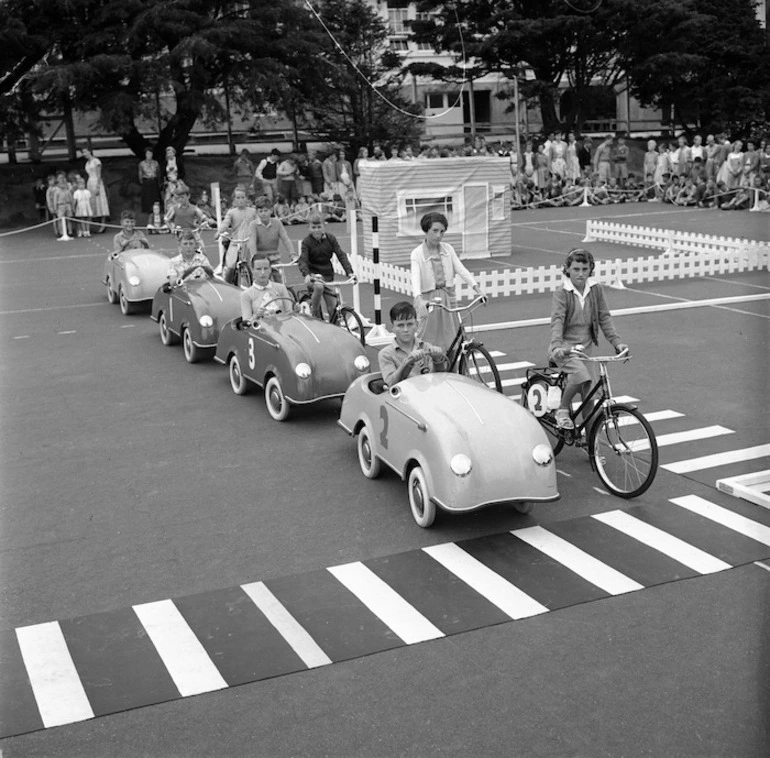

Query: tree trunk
[121,125,151,158]
[538,92,560,135]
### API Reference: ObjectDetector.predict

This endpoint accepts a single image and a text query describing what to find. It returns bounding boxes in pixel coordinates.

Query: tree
[302,0,424,155]
[410,0,638,135]
[616,0,770,136]
[1,0,324,158]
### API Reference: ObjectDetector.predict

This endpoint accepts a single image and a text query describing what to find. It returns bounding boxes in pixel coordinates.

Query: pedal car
[151,278,242,363]
[103,249,171,315]
[338,372,560,527]
[214,306,371,421]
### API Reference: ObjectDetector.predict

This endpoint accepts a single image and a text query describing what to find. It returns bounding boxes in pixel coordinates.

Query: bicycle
[520,348,658,498]
[217,233,251,286]
[427,295,502,393]
[297,274,366,346]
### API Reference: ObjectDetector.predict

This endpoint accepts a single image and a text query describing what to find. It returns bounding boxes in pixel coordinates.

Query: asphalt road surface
[0,225,768,758]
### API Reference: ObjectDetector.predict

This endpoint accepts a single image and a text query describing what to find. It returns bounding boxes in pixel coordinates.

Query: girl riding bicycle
[217,186,257,282]
[549,248,628,429]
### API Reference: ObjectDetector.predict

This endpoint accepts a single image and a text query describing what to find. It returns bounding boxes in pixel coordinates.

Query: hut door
[462,183,488,259]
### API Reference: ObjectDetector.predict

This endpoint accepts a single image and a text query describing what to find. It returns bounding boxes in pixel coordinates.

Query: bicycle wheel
[520,381,564,456]
[589,404,658,498]
[459,344,502,393]
[335,306,366,346]
[234,261,252,288]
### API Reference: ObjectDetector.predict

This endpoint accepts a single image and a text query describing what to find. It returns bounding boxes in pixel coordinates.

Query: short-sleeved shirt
[378,337,443,386]
[167,252,210,281]
[113,229,149,252]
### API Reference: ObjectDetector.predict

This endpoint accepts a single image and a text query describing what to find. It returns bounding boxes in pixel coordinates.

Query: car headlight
[354,355,370,371]
[450,454,473,477]
[532,444,553,467]
[295,362,312,379]
[199,315,214,328]
[128,275,141,286]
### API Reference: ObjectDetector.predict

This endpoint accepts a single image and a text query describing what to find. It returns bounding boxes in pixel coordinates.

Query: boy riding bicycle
[297,211,356,318]
[549,248,628,429]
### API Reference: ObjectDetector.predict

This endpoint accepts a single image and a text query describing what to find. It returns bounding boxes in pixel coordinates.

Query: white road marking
[592,511,731,574]
[327,562,444,644]
[556,469,572,477]
[670,495,770,547]
[624,425,734,452]
[662,444,770,474]
[754,561,770,573]
[13,335,30,340]
[120,324,135,329]
[0,303,105,316]
[512,526,644,595]
[422,543,549,620]
[57,330,77,335]
[241,581,332,668]
[16,621,94,728]
[132,599,227,697]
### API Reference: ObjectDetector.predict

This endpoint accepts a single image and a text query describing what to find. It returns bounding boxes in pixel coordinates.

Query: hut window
[400,194,455,235]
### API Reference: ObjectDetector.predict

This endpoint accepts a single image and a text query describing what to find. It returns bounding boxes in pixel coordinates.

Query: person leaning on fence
[549,248,627,430]
[410,212,485,351]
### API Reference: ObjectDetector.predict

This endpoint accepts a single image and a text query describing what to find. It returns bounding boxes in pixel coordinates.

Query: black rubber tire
[265,376,290,421]
[335,306,366,346]
[408,466,436,528]
[357,424,382,479]
[459,344,502,393]
[235,261,252,288]
[119,287,137,316]
[588,404,658,498]
[229,354,249,395]
[106,278,118,304]
[158,312,180,346]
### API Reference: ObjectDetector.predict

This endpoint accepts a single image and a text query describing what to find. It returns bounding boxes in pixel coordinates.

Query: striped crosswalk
[3,494,769,740]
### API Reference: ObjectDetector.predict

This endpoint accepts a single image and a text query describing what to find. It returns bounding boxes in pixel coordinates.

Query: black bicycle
[427,295,502,393]
[297,275,366,346]
[520,348,658,498]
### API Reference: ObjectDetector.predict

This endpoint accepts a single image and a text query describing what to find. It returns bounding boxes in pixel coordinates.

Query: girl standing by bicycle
[549,248,628,430]
[410,212,485,350]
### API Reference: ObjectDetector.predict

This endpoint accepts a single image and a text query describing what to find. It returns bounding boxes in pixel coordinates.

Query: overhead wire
[303,0,467,120]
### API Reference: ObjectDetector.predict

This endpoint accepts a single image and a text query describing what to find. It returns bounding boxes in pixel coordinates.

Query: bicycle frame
[428,295,486,369]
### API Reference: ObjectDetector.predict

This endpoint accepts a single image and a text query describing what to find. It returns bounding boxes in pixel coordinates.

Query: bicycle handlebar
[573,347,630,362]
[308,274,357,285]
[426,294,487,313]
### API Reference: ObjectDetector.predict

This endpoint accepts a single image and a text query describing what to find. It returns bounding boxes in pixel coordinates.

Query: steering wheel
[260,296,297,313]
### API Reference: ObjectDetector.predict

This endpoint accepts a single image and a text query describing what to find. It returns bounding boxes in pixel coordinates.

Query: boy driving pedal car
[240,255,297,324]
[378,301,447,386]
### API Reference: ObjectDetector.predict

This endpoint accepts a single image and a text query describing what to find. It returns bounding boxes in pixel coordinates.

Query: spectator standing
[690,135,704,172]
[613,136,629,188]
[335,149,354,201]
[277,155,298,205]
[577,137,593,174]
[704,134,720,181]
[162,146,184,207]
[759,139,770,181]
[322,151,338,196]
[33,178,47,221]
[255,149,281,202]
[308,151,324,196]
[535,144,550,190]
[52,172,74,237]
[522,141,536,180]
[742,141,759,186]
[643,140,658,193]
[138,147,162,214]
[353,147,368,191]
[45,174,58,235]
[717,140,744,189]
[72,176,93,237]
[81,146,110,233]
[233,149,255,190]
[565,133,581,181]
[593,136,613,184]
[549,134,567,179]
[675,135,691,178]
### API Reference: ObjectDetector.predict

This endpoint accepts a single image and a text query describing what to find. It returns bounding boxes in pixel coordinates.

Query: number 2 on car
[379,405,389,449]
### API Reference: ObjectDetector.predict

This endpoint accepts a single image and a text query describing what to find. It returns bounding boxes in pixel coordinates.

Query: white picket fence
[338,220,768,300]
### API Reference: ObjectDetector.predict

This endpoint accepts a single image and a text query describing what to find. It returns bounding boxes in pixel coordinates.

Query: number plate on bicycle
[526,382,549,417]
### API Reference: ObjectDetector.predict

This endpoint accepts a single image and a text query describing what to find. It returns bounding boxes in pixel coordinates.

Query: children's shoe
[555,409,574,430]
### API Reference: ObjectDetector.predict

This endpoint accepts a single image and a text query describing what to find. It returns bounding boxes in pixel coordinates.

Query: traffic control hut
[358,157,513,265]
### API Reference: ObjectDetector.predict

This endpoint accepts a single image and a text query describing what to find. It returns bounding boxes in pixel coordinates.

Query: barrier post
[346,197,365,321]
[366,215,393,346]
[663,229,676,256]
[580,185,591,207]
[582,219,595,243]
[750,187,761,212]
[610,257,626,289]
[58,216,73,242]
[211,182,224,271]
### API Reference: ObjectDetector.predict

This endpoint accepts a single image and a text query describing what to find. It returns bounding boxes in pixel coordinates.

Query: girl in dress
[565,133,581,182]
[80,146,110,233]
[653,143,671,199]
[138,147,162,214]
[217,186,258,280]
[534,144,550,190]
[643,140,658,198]
[716,141,744,189]
[549,134,567,180]
[410,212,485,351]
[163,146,180,207]
[72,176,93,237]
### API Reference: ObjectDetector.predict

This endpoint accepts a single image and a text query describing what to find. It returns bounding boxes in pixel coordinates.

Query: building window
[388,8,409,35]
[426,93,444,109]
[389,38,409,51]
[399,194,455,235]
[415,42,433,51]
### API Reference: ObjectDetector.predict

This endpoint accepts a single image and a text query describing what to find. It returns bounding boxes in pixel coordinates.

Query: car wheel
[119,286,137,315]
[158,311,179,346]
[513,502,533,514]
[182,328,201,364]
[229,354,249,395]
[408,466,436,528]
[265,376,290,421]
[106,278,118,304]
[357,424,382,479]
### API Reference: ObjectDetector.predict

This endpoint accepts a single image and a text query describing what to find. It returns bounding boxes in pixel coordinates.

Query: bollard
[580,185,591,207]
[366,216,393,345]
[58,216,73,242]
